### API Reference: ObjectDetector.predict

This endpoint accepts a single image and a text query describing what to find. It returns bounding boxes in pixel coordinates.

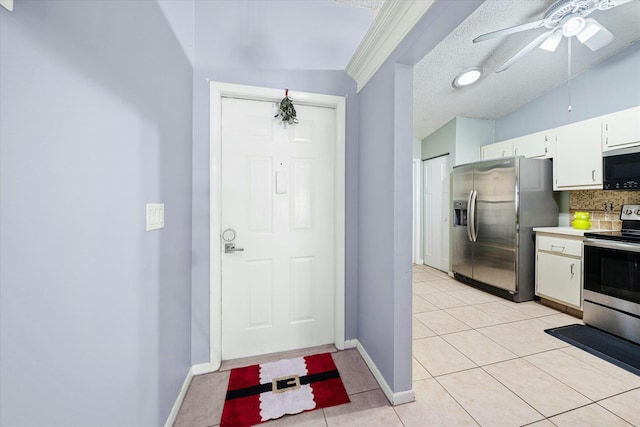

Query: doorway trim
[209,81,346,369]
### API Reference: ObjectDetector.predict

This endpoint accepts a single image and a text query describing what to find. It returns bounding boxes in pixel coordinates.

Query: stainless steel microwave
[603,146,640,190]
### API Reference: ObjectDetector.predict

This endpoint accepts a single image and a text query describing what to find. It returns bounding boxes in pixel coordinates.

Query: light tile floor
[174,264,640,426]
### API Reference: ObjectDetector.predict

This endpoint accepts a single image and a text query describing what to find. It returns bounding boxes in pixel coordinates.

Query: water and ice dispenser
[453,200,468,227]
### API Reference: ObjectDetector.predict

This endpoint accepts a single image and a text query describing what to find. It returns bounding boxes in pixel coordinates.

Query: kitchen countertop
[532,226,605,237]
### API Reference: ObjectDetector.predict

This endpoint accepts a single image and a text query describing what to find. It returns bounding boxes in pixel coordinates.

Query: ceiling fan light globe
[562,16,586,37]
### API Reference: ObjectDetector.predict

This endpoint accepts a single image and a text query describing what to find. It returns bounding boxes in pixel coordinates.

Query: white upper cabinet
[601,106,640,151]
[480,139,513,160]
[513,129,554,158]
[553,117,603,190]
[484,130,554,160]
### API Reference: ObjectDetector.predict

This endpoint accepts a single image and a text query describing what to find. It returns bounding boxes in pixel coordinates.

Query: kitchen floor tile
[437,368,544,427]
[508,301,561,318]
[473,301,532,323]
[524,420,556,427]
[324,389,403,427]
[524,349,635,401]
[412,281,441,295]
[536,312,583,328]
[261,410,328,427]
[476,323,559,357]
[173,370,229,427]
[444,305,504,328]
[483,358,591,417]
[598,389,640,426]
[412,294,438,313]
[505,318,569,353]
[441,329,517,366]
[445,288,503,304]
[331,349,379,395]
[412,357,431,381]
[413,336,476,376]
[394,378,479,427]
[412,316,437,339]
[419,292,467,309]
[548,403,633,427]
[428,279,466,291]
[559,346,640,388]
[413,310,472,335]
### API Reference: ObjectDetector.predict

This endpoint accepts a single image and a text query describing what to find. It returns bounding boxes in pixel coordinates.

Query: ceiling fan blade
[474,19,545,43]
[597,0,635,11]
[578,18,614,50]
[496,29,556,73]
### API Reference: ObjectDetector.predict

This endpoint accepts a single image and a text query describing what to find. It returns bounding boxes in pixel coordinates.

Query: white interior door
[220,97,336,360]
[412,159,421,264]
[423,155,450,272]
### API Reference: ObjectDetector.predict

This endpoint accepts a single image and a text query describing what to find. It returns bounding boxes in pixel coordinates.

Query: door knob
[225,243,244,253]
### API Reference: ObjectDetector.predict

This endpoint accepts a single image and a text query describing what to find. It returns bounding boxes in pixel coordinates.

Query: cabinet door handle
[570,263,575,278]
[514,148,519,155]
[592,170,596,182]
[550,245,565,253]
[502,151,506,157]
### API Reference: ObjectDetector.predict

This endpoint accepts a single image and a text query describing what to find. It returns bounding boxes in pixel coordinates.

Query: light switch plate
[146,203,164,231]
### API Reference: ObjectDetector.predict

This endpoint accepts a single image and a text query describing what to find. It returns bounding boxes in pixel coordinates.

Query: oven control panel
[620,204,640,221]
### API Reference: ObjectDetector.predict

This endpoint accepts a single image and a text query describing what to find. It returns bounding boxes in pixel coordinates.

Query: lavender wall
[356,0,484,394]
[0,1,193,425]
[189,0,366,365]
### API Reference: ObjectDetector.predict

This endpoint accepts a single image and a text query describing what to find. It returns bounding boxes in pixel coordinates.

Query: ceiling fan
[474,0,635,73]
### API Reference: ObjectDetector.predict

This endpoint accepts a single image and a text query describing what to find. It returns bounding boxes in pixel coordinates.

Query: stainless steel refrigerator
[452,157,558,302]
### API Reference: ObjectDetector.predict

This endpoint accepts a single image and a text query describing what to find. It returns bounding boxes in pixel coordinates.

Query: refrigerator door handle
[466,190,474,242]
[471,190,479,242]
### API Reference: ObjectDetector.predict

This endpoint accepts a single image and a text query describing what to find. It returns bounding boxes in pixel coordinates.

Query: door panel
[221,98,335,360]
[451,164,474,278]
[423,155,450,272]
[473,159,517,291]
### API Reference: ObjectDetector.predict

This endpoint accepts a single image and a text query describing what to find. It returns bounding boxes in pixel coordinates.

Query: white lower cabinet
[534,230,585,310]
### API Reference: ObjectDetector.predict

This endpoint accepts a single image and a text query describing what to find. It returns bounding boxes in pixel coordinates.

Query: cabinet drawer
[537,235,582,257]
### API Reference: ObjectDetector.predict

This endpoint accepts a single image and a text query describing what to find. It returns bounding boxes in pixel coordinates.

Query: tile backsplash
[569,190,640,230]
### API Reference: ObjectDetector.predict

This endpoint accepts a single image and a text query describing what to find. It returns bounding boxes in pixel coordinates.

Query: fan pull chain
[567,37,572,113]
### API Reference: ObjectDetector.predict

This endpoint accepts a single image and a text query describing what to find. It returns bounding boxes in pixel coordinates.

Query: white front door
[423,155,450,272]
[220,97,337,360]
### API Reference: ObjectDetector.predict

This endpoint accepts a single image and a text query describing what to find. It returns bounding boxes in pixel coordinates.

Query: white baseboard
[352,340,415,406]
[417,259,424,265]
[343,339,358,349]
[164,362,219,427]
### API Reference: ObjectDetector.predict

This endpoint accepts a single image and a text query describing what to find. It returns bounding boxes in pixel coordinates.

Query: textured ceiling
[413,0,640,140]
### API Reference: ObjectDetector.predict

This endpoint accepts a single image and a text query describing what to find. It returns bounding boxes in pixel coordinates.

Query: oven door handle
[584,238,640,253]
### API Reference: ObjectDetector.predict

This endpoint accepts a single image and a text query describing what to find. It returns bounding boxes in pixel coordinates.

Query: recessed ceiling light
[452,67,483,88]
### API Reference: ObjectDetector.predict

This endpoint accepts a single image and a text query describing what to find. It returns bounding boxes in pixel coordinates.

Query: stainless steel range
[583,204,640,344]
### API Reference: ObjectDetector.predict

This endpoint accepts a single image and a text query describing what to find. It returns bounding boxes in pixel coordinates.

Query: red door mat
[220,352,350,427]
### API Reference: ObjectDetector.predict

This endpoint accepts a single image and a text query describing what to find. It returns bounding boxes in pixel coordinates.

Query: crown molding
[346,0,436,92]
